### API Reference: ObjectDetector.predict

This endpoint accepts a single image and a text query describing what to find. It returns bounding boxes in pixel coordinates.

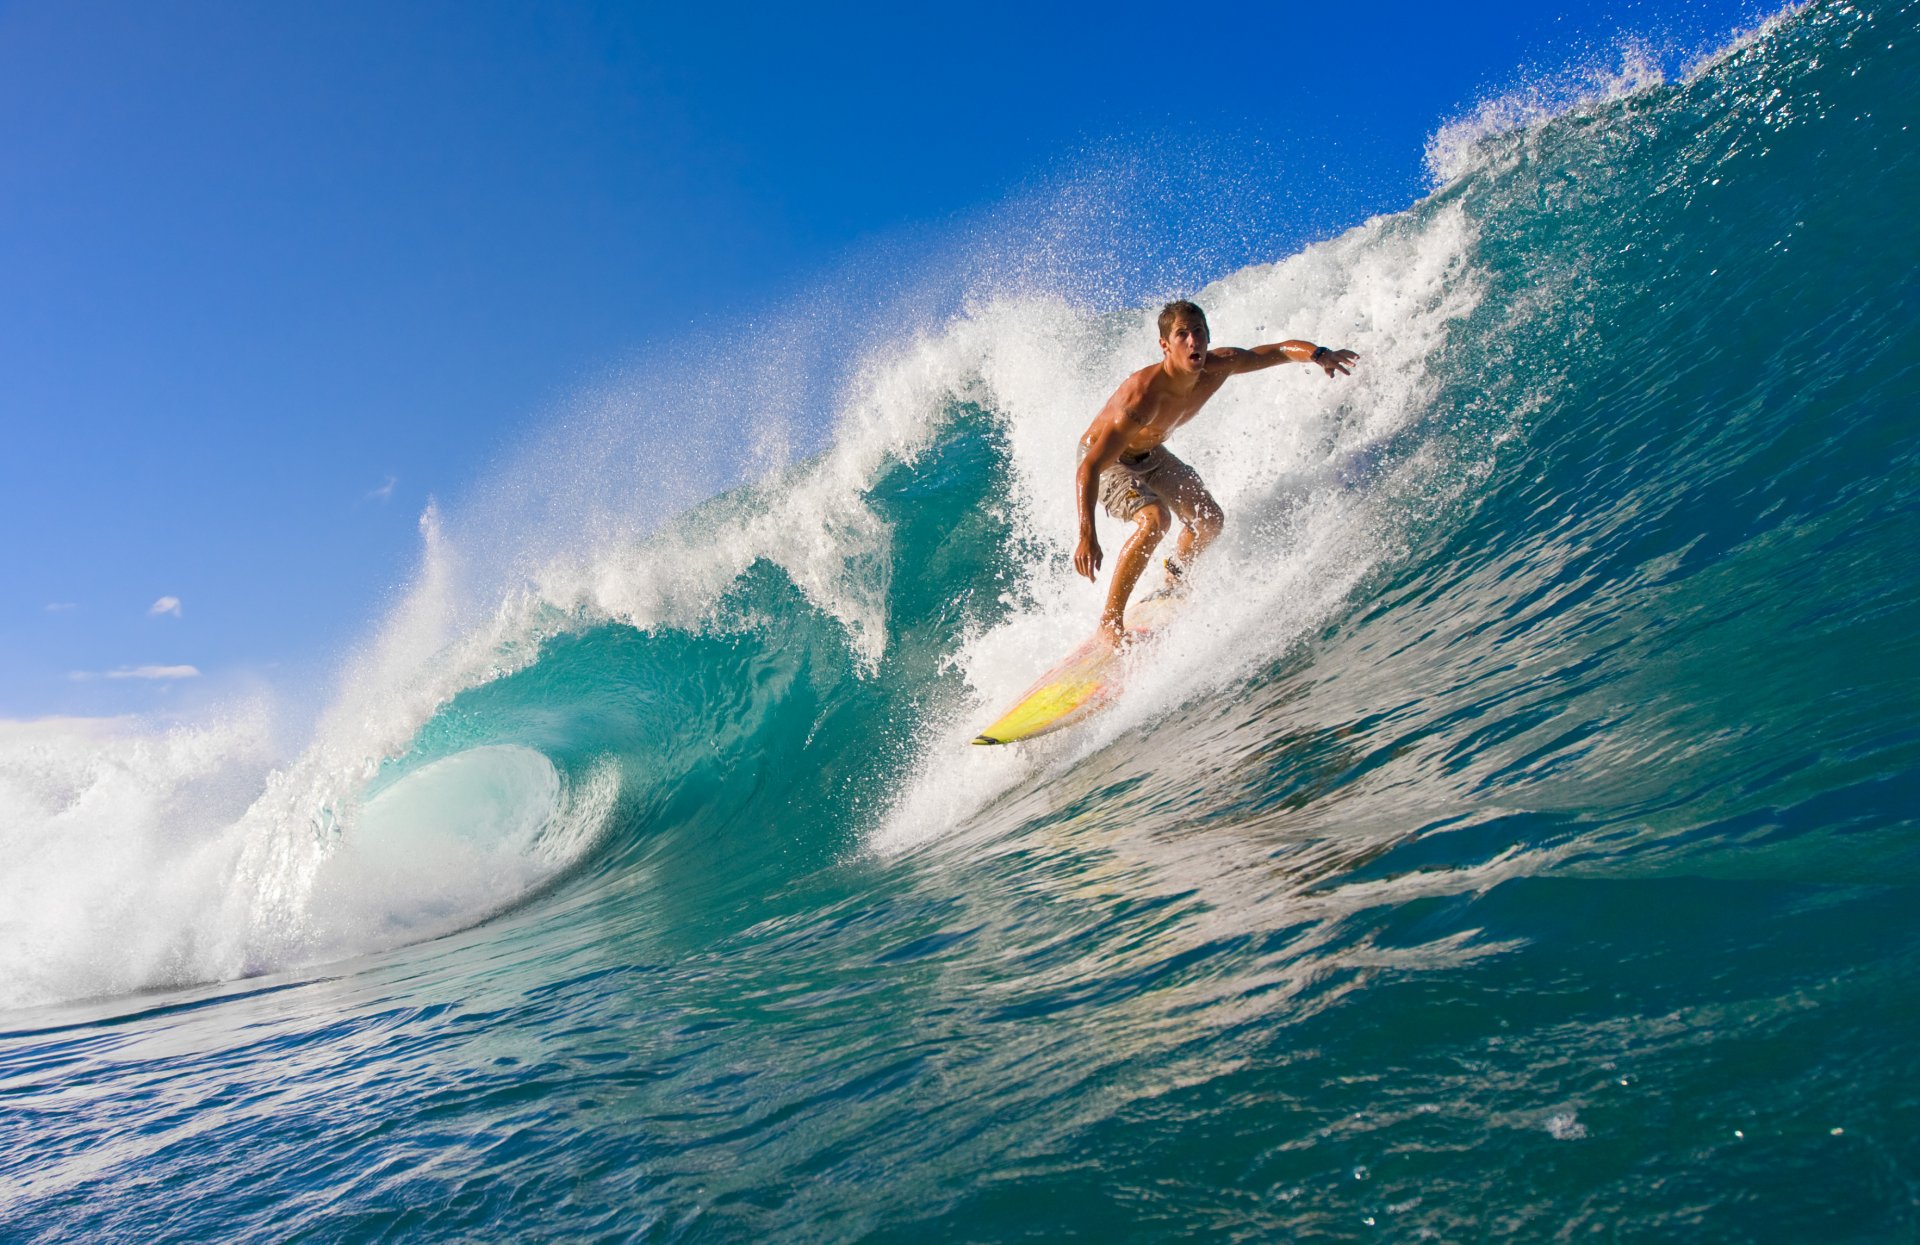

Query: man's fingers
[1323,349,1358,377]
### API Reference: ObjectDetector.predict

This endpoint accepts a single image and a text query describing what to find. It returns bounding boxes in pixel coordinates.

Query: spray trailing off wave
[7,4,1920,1236]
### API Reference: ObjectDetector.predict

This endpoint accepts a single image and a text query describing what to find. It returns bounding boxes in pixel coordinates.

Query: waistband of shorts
[1076,441,1163,469]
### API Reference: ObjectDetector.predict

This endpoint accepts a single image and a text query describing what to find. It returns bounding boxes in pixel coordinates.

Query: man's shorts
[1084,444,1205,523]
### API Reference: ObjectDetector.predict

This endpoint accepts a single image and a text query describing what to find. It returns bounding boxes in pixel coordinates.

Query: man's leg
[1161,465,1223,583]
[1172,493,1223,562]
[1102,502,1171,638]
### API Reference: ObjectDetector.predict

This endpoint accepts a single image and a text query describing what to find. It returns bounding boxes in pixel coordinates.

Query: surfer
[1074,300,1358,641]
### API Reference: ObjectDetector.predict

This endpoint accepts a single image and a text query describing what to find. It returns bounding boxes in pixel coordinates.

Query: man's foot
[1139,555,1190,604]
[1097,614,1157,655]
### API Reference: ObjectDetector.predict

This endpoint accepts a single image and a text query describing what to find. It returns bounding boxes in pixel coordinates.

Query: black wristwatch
[1311,345,1330,364]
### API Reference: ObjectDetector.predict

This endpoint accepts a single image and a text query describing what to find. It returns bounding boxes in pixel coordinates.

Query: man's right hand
[1074,531,1103,581]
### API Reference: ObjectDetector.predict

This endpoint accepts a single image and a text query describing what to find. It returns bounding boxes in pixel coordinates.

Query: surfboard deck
[971,593,1183,746]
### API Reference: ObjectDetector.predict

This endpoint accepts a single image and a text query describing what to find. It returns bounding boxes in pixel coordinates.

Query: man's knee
[1134,502,1171,540]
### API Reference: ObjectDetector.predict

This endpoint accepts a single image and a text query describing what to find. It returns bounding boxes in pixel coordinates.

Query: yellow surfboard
[971,593,1183,746]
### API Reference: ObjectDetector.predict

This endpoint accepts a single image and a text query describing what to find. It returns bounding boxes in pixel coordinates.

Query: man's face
[1161,317,1210,374]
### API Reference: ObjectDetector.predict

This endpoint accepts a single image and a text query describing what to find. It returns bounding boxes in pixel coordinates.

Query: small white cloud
[44,602,78,612]
[69,664,202,682]
[149,596,182,618]
[367,475,398,502]
[117,664,199,680]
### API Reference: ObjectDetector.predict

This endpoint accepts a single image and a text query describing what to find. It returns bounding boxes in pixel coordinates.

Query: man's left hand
[1315,348,1359,378]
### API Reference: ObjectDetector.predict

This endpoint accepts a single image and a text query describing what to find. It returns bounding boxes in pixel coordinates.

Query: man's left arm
[1217,341,1360,378]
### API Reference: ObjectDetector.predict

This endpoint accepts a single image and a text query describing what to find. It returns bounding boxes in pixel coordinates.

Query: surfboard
[971,593,1183,746]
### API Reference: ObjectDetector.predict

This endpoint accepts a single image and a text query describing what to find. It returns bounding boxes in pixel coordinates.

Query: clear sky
[1,0,1775,720]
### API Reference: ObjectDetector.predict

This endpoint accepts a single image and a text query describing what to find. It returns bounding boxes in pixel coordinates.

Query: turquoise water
[5,3,1919,1239]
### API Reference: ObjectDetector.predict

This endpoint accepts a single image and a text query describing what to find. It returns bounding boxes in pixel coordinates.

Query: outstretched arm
[1216,341,1360,378]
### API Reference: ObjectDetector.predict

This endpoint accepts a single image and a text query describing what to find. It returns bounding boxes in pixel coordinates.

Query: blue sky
[0,0,1775,719]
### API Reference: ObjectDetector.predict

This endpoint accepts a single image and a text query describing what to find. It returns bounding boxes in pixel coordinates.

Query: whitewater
[5,2,1918,1238]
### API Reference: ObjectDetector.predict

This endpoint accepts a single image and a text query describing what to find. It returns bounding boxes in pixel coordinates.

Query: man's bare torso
[1081,353,1234,456]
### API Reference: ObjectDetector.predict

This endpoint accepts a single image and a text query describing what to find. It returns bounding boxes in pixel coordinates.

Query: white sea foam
[0,717,617,1010]
[0,510,619,1011]
[874,197,1483,855]
[1545,1111,1589,1141]
[0,710,276,1009]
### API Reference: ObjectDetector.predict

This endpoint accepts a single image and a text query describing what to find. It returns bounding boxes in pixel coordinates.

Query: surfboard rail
[970,594,1182,745]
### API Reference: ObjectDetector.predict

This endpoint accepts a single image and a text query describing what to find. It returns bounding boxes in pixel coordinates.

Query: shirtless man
[1074,300,1358,640]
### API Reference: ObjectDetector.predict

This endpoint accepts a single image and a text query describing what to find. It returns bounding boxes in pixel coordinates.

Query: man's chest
[1141,383,1222,434]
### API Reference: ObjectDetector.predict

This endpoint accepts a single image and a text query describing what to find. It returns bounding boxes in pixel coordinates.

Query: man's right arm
[1073,418,1128,581]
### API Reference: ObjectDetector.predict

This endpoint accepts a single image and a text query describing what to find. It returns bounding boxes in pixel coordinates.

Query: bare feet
[1140,556,1190,604]
[1098,616,1156,655]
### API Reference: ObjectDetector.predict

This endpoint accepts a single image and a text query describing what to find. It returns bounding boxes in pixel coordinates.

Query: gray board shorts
[1081,443,1205,523]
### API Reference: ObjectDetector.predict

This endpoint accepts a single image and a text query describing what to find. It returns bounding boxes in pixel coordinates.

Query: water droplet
[1831,1127,1845,1136]
[1734,1129,1744,1139]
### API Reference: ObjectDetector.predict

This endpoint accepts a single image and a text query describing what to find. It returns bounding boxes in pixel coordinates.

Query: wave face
[6,4,1919,1238]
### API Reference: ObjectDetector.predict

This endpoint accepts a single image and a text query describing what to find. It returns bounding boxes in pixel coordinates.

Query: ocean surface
[5,3,1918,1239]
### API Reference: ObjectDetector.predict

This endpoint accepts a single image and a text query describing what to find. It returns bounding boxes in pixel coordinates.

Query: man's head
[1158,300,1210,374]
